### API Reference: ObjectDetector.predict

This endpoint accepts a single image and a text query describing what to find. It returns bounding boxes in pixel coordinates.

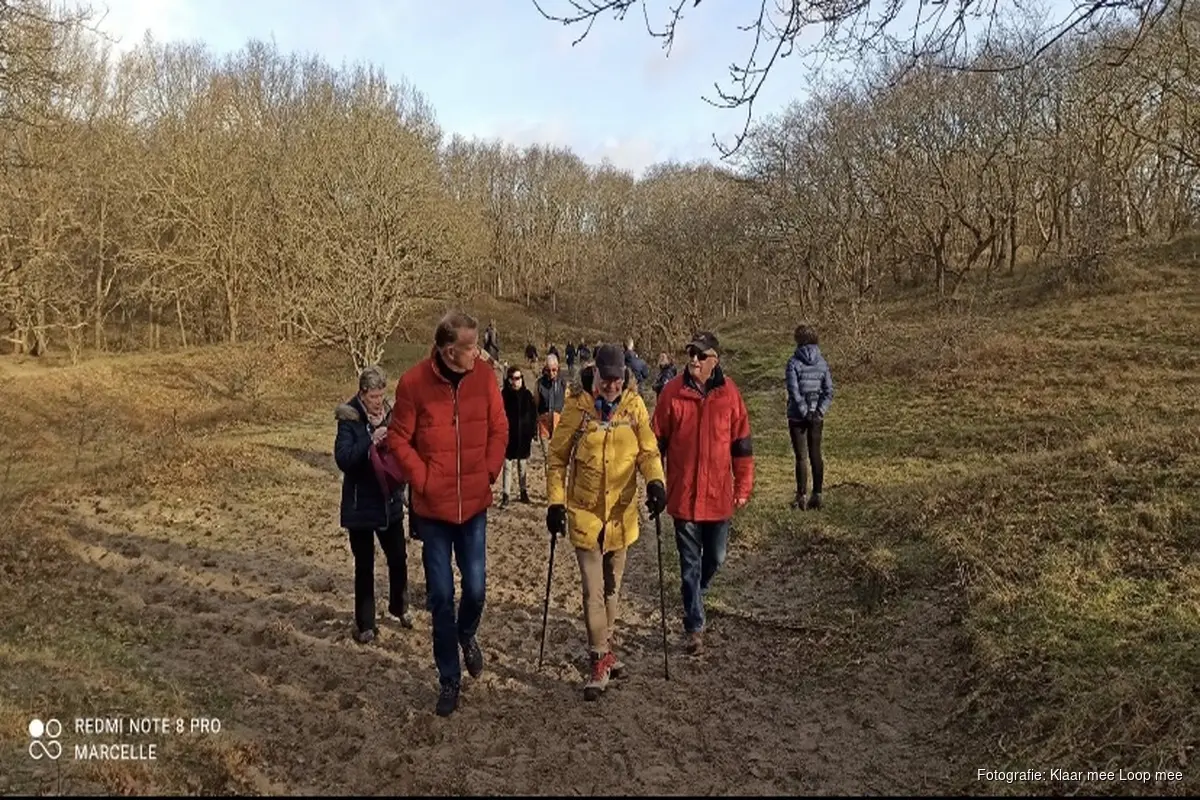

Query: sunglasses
[687,349,715,362]
[510,375,523,381]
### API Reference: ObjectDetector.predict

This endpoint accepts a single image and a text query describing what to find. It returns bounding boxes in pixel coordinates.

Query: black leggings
[788,418,825,496]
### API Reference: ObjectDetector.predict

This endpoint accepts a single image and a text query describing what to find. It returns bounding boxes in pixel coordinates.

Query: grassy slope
[716,239,1199,792]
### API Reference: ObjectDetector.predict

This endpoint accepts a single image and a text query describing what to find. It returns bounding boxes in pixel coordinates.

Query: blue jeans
[414,510,487,684]
[673,519,730,634]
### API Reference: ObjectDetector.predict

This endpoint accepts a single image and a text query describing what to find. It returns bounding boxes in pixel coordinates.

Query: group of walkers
[519,339,593,378]
[333,312,834,716]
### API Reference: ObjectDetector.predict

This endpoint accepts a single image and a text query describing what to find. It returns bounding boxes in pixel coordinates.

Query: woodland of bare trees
[1,0,1197,369]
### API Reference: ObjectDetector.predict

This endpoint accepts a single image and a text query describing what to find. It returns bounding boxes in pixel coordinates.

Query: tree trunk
[94,196,107,350]
[175,293,188,349]
[1007,211,1018,275]
[225,276,239,345]
[32,303,49,356]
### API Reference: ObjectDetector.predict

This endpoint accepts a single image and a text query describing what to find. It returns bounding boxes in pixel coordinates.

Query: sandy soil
[11,409,971,795]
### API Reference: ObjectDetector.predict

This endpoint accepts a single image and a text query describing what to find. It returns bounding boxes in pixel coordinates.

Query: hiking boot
[462,637,484,678]
[435,680,460,717]
[583,651,617,701]
[610,653,627,679]
[519,490,531,504]
[685,631,705,656]
[807,493,823,511]
[387,609,414,629]
[353,627,377,644]
[791,494,807,510]
[499,494,509,509]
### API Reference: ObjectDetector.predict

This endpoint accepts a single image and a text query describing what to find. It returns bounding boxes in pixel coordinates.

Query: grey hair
[545,354,559,368]
[358,365,387,393]
[435,310,478,348]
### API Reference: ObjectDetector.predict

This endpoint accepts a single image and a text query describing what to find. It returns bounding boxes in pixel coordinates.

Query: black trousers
[347,519,409,634]
[788,417,825,496]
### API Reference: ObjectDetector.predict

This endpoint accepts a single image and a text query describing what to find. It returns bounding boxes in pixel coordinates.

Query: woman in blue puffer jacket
[785,325,834,510]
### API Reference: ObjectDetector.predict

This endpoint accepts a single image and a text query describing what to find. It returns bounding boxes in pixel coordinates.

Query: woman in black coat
[334,365,411,643]
[500,364,538,507]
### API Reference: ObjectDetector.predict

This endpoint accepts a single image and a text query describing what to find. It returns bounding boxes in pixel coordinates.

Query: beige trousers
[575,543,628,655]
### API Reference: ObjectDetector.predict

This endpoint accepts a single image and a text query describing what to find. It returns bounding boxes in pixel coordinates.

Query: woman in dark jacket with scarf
[334,365,412,643]
[500,364,538,507]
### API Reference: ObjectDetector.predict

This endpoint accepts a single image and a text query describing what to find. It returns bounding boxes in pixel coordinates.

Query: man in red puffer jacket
[652,331,754,657]
[388,311,508,717]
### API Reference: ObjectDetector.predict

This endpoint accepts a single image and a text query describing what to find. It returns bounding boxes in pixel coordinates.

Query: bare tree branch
[531,0,1169,156]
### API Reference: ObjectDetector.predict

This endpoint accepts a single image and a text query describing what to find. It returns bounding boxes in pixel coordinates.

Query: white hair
[358,365,387,392]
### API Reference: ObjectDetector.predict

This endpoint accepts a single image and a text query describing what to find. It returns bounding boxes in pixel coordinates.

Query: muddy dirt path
[45,411,969,794]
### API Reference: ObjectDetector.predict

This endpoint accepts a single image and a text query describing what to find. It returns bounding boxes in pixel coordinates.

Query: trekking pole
[537,529,557,669]
[654,513,670,681]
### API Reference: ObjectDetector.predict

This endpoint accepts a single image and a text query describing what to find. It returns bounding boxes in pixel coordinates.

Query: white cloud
[475,116,576,150]
[594,136,663,175]
[91,0,201,53]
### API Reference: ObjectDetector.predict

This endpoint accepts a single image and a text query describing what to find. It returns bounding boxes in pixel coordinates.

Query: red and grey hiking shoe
[583,651,617,701]
[610,653,627,679]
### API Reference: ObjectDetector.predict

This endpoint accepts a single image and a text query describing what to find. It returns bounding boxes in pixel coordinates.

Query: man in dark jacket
[565,342,577,376]
[623,338,650,388]
[576,343,592,365]
[525,342,538,365]
[501,364,537,506]
[653,351,678,397]
[785,324,834,511]
[483,321,500,362]
[535,354,568,459]
[334,366,412,644]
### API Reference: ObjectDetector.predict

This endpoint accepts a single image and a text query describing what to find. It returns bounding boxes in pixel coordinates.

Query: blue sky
[91,0,1082,176]
[88,0,833,174]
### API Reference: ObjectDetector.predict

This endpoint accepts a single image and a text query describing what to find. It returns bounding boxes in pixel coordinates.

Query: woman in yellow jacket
[546,343,667,701]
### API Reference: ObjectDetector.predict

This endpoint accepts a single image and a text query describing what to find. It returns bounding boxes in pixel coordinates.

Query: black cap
[686,331,719,355]
[594,344,625,380]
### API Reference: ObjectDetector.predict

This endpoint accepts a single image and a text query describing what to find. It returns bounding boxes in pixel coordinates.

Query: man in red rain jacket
[388,311,508,717]
[652,331,754,656]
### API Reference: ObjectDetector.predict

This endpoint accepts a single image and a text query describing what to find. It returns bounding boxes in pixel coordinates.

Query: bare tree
[532,0,1172,156]
[280,62,465,371]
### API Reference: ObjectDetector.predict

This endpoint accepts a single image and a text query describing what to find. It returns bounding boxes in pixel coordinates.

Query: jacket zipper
[353,484,359,510]
[600,422,611,552]
[694,387,707,520]
[453,385,463,523]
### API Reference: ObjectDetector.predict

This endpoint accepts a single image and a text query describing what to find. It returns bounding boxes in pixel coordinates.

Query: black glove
[645,480,667,518]
[546,504,567,537]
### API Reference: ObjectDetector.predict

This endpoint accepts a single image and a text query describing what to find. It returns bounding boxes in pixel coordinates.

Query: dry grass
[721,244,1200,794]
[0,341,346,795]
